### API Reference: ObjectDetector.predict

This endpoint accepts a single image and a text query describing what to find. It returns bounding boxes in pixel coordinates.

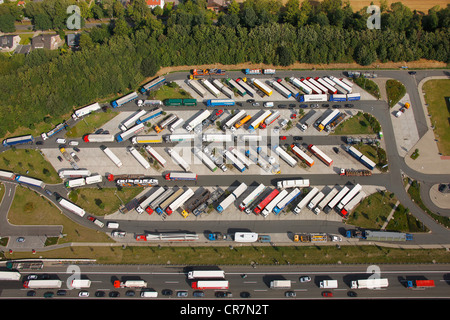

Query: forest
[0,0,448,138]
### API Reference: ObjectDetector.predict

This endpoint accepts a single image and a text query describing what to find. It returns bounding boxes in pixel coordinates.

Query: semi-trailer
[308,144,333,166]
[233,115,252,130]
[101,146,123,167]
[144,146,166,167]
[206,99,235,107]
[269,80,291,98]
[293,187,319,214]
[326,113,346,132]
[202,134,233,142]
[136,187,165,214]
[320,280,338,289]
[307,77,329,95]
[223,150,246,172]
[280,80,299,99]
[65,178,86,188]
[248,110,272,132]
[235,78,256,97]
[169,118,184,133]
[299,94,328,102]
[324,186,349,213]
[345,229,413,241]
[261,189,288,217]
[250,78,273,96]
[254,189,279,214]
[164,172,197,181]
[191,280,229,290]
[85,174,102,185]
[111,92,138,108]
[131,135,162,144]
[128,146,151,169]
[263,69,276,74]
[41,122,68,140]
[140,76,165,93]
[3,135,34,147]
[226,78,247,97]
[14,175,45,188]
[346,93,361,101]
[58,170,91,179]
[116,123,145,142]
[137,99,163,107]
[273,187,301,214]
[351,278,389,289]
[301,78,322,94]
[262,111,280,128]
[328,76,352,94]
[244,69,262,75]
[114,280,147,288]
[194,148,218,172]
[273,145,297,167]
[314,187,339,215]
[329,94,347,102]
[299,110,317,131]
[23,280,63,289]
[216,182,248,213]
[316,77,337,94]
[201,79,221,98]
[239,183,265,211]
[406,280,435,289]
[337,184,362,211]
[72,102,101,120]
[229,147,251,168]
[135,107,164,125]
[318,109,340,131]
[270,280,291,289]
[156,188,184,215]
[223,110,246,130]
[164,134,195,142]
[120,110,147,131]
[184,189,210,214]
[307,191,325,213]
[186,110,211,132]
[0,170,15,180]
[0,271,21,281]
[167,148,190,171]
[154,114,178,133]
[146,189,174,214]
[277,179,310,189]
[166,188,195,214]
[83,134,115,143]
[291,145,315,167]
[290,77,312,94]
[187,79,207,97]
[340,191,366,218]
[58,198,85,217]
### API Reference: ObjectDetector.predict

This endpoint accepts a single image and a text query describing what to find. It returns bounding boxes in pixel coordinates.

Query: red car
[280,136,287,140]
[322,291,333,297]
[87,216,95,222]
[136,235,147,241]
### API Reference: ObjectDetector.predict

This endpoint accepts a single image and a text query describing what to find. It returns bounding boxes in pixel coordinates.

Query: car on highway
[177,291,188,297]
[57,290,67,296]
[299,276,311,283]
[79,291,89,297]
[109,291,120,297]
[252,102,260,107]
[322,291,333,297]
[162,289,173,296]
[95,291,105,297]
[27,274,38,280]
[240,291,251,298]
[345,104,354,108]
[193,291,204,297]
[285,291,296,297]
[347,291,358,297]
[125,290,135,296]
[247,99,255,103]
[293,136,302,140]
[44,292,54,298]
[26,290,36,297]
[332,104,340,108]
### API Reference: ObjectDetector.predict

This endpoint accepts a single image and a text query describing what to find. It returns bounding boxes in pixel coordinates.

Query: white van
[141,290,158,298]
[264,102,274,108]
[107,222,119,229]
[56,138,66,144]
[68,140,79,146]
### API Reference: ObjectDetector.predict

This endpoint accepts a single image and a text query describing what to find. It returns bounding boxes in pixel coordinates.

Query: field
[422,79,450,156]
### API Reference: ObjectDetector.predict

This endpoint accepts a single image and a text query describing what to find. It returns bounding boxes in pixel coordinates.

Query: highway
[0,264,448,303]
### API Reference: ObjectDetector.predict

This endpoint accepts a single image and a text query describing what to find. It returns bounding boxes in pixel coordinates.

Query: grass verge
[65,109,119,138]
[386,79,406,108]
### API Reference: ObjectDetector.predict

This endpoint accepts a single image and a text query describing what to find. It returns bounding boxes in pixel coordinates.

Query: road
[0,264,448,302]
[0,69,449,250]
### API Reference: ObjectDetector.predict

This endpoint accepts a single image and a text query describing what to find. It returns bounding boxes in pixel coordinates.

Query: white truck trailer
[293,187,319,214]
[128,146,150,169]
[167,148,190,171]
[320,280,338,289]
[216,182,248,213]
[324,186,349,213]
[58,198,85,217]
[277,179,310,189]
[307,191,325,212]
[136,187,165,214]
[261,189,288,217]
[186,110,211,132]
[314,187,339,215]
[101,146,123,167]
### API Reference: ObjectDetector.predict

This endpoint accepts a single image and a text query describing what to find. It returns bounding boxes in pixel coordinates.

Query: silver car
[299,276,311,283]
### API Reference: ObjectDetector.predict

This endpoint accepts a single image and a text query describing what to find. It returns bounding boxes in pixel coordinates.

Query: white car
[79,291,89,297]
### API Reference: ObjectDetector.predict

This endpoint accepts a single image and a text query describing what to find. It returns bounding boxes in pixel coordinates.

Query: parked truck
[320,280,338,289]
[314,188,339,215]
[307,191,325,213]
[167,148,190,171]
[346,229,413,241]
[293,187,319,214]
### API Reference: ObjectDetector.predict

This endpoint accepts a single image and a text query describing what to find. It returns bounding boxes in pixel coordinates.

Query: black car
[57,156,63,162]
[408,71,416,75]
[26,290,36,297]
[293,136,302,141]
[57,290,67,296]
[345,104,354,108]
[95,291,106,297]
[240,291,251,298]
[73,147,80,152]
[193,291,205,297]
[215,291,226,298]
[289,104,296,109]
[300,104,308,108]
[333,147,340,154]
[347,291,358,297]
[322,104,329,108]
[332,104,340,108]
[278,104,287,108]
[36,141,43,145]
[162,289,173,296]
[109,291,120,297]
[125,290,135,297]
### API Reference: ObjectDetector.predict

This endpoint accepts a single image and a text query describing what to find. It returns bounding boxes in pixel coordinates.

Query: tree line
[0,0,448,138]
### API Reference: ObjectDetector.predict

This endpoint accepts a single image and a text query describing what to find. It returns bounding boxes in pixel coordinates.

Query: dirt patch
[156,59,448,77]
